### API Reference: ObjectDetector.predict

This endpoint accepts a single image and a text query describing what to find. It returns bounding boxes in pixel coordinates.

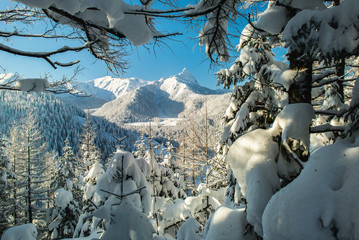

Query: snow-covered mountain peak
[171,68,198,85]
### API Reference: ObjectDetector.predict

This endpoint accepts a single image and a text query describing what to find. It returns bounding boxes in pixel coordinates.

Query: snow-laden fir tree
[5,112,49,226]
[0,135,11,234]
[79,110,102,171]
[93,150,154,239]
[202,1,359,239]
[5,125,24,227]
[48,139,81,239]
[73,160,105,238]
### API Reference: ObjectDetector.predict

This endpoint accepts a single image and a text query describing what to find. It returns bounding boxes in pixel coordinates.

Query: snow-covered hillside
[89,68,230,126]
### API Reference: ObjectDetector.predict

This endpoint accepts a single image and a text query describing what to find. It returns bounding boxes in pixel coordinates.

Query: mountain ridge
[89,68,231,125]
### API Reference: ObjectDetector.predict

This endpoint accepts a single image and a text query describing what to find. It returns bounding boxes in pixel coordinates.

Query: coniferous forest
[2,0,359,240]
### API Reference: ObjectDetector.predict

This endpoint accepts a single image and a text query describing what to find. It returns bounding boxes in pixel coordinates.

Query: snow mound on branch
[203,206,257,240]
[271,103,315,153]
[277,0,326,10]
[272,69,298,91]
[226,103,314,236]
[54,188,73,209]
[96,150,151,214]
[15,78,49,92]
[1,223,37,240]
[263,140,359,239]
[177,217,202,240]
[83,162,104,202]
[100,199,155,240]
[256,6,290,35]
[17,0,154,46]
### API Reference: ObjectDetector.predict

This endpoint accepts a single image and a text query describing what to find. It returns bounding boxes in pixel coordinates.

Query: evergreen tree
[73,161,105,238]
[0,135,11,234]
[48,139,81,239]
[80,110,101,171]
[6,112,48,225]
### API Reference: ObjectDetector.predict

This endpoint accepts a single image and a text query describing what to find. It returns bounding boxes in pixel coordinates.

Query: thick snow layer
[96,150,151,214]
[101,199,155,240]
[277,0,326,10]
[177,217,202,240]
[263,139,359,240]
[83,162,105,202]
[54,188,73,209]
[283,0,359,61]
[17,0,154,46]
[256,6,290,35]
[226,128,280,236]
[272,69,297,91]
[15,78,49,92]
[1,223,37,240]
[203,206,257,240]
[271,103,315,155]
[226,103,314,236]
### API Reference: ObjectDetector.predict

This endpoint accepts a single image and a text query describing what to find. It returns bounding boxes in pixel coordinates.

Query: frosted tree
[0,135,11,234]
[80,110,102,171]
[73,161,105,238]
[7,112,49,225]
[133,131,147,158]
[93,150,153,239]
[206,0,359,239]
[48,139,81,239]
[5,125,25,227]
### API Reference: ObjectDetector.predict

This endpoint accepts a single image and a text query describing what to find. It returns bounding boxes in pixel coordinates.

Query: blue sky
[0,1,258,90]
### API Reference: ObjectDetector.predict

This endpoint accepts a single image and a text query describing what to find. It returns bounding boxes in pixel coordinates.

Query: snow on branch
[100,186,147,200]
[310,123,346,133]
[0,42,91,69]
[282,0,359,63]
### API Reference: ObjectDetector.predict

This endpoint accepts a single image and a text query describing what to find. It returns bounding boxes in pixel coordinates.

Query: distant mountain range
[67,68,231,127]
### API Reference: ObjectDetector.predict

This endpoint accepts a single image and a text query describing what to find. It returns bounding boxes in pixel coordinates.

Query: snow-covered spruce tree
[0,135,11,234]
[48,139,81,239]
[133,131,147,159]
[7,112,49,225]
[79,110,102,172]
[205,1,359,239]
[93,150,154,239]
[73,160,105,238]
[5,125,25,227]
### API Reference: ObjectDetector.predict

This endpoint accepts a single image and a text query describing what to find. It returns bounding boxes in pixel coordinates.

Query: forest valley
[2,0,359,240]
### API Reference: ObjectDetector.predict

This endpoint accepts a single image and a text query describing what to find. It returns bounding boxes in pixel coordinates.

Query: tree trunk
[27,134,32,223]
[288,65,312,104]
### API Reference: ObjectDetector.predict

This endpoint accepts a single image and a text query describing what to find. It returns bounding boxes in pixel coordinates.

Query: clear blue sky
[0,1,266,90]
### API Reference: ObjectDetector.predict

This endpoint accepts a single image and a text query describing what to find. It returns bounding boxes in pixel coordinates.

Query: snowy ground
[123,118,184,128]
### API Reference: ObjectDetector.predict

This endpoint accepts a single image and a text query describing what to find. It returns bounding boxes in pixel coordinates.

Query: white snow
[96,150,151,214]
[1,223,37,240]
[256,6,290,35]
[282,0,359,61]
[263,139,359,240]
[100,199,155,240]
[15,78,49,92]
[54,188,73,209]
[277,0,326,10]
[177,217,202,240]
[226,103,314,236]
[203,206,257,240]
[272,69,298,91]
[16,0,155,46]
[271,103,315,156]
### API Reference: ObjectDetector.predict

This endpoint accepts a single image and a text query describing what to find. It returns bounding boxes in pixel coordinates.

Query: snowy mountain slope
[74,76,150,101]
[92,68,231,125]
[0,90,138,159]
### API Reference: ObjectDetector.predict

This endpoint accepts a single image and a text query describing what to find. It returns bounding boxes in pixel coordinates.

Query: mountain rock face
[78,68,230,126]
